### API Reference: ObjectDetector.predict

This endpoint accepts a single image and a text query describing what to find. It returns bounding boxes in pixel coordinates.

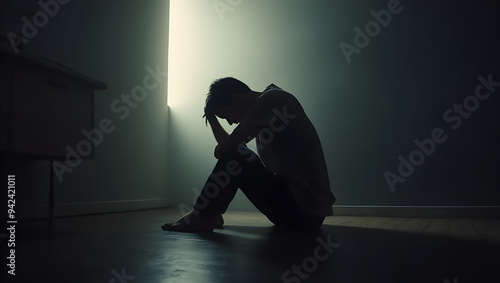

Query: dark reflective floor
[3,208,499,283]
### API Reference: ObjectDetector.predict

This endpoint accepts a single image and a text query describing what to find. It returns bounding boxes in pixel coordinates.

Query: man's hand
[203,105,230,144]
[203,105,216,126]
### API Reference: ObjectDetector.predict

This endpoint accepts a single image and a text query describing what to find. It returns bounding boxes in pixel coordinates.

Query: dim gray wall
[0,0,170,218]
[2,0,498,219]
[166,0,500,214]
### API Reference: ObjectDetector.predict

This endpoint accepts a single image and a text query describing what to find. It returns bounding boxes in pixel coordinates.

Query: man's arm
[207,116,229,144]
[203,105,260,159]
[214,122,260,159]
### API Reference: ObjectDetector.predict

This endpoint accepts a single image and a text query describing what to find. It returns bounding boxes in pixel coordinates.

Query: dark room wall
[0,0,170,218]
[2,0,498,219]
[166,0,500,213]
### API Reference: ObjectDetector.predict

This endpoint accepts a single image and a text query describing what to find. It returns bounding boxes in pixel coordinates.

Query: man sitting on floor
[162,77,335,232]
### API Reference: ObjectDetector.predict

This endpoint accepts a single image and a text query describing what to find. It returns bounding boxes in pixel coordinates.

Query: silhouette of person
[162,77,335,232]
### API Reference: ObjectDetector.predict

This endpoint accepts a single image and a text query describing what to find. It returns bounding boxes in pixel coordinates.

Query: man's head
[205,77,256,125]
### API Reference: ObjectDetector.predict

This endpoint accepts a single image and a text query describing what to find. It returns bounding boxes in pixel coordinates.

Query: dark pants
[194,147,324,230]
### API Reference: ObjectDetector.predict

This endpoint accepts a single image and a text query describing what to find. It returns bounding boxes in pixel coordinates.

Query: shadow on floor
[187,224,499,283]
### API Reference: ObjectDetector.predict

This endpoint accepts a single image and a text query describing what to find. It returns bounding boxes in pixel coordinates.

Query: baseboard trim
[20,203,500,220]
[332,205,500,218]
[18,198,169,220]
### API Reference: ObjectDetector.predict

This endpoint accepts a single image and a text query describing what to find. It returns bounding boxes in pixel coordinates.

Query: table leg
[49,159,54,229]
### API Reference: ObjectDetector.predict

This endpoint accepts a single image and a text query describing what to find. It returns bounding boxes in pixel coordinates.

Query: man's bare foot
[161,211,223,233]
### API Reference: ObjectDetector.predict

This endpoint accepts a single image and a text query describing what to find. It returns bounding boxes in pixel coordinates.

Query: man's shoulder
[258,85,297,105]
[242,84,304,127]
[261,83,287,95]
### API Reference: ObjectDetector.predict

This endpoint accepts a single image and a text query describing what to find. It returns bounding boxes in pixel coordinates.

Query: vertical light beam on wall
[167,0,180,108]
[167,1,206,109]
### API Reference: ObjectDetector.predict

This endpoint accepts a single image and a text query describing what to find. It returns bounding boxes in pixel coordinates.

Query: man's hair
[205,77,251,110]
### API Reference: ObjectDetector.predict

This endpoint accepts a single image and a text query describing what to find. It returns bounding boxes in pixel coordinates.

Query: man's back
[241,84,336,216]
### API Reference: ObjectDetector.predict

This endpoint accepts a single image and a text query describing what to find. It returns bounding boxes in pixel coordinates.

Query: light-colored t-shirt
[241,84,335,216]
